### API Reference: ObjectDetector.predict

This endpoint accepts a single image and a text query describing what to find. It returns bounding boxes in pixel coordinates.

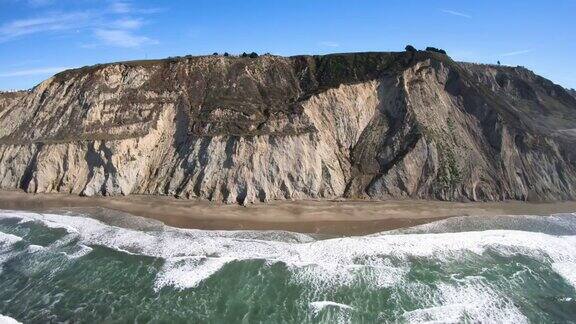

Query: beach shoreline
[1,190,576,235]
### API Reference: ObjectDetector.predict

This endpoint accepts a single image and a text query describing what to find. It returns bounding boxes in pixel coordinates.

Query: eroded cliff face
[0,52,575,203]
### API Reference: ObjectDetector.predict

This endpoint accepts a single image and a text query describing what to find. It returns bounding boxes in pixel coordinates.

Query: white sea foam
[0,232,23,271]
[552,262,576,288]
[4,210,576,290]
[0,232,22,247]
[27,244,44,253]
[2,209,576,322]
[62,244,93,259]
[309,300,354,316]
[390,212,576,236]
[403,277,528,323]
[0,314,21,324]
[154,256,233,291]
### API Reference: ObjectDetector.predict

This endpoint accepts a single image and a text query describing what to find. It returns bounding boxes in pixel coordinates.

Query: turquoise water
[1,209,576,323]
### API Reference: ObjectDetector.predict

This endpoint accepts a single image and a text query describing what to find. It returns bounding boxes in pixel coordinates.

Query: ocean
[0,209,575,323]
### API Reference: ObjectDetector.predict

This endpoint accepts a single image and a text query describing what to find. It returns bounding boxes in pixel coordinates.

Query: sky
[0,0,575,91]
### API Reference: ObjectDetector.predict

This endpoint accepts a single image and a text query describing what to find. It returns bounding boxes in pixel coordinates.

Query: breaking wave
[1,209,576,322]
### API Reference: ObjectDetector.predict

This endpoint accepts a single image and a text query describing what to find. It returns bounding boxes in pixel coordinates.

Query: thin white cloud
[112,18,144,30]
[0,12,93,41]
[94,29,157,48]
[5,59,43,68]
[500,49,533,57]
[109,1,164,15]
[441,9,472,18]
[319,41,339,47]
[0,66,70,77]
[0,2,162,47]
[110,1,131,14]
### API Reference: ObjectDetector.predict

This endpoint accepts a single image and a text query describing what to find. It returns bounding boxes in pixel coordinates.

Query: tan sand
[1,190,575,235]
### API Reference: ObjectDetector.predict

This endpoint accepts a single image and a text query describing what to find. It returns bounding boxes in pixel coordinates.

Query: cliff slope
[1,51,575,203]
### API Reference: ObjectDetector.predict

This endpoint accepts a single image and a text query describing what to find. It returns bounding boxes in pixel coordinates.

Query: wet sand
[1,190,576,235]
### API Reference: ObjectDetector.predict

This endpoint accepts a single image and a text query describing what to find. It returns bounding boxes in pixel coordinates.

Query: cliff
[1,51,575,203]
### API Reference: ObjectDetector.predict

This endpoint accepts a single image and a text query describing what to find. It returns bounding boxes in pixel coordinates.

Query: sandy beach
[1,190,576,235]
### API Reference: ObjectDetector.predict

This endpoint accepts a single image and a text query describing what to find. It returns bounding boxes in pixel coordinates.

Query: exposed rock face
[1,52,575,203]
[568,88,576,100]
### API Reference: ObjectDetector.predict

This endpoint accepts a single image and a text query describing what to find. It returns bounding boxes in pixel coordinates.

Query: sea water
[0,209,575,323]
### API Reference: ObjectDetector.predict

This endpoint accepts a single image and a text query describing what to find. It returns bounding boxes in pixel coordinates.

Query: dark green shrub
[425,47,447,54]
[405,45,417,52]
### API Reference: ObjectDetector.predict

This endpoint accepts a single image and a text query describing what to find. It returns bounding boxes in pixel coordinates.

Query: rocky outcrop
[568,88,576,100]
[1,51,575,203]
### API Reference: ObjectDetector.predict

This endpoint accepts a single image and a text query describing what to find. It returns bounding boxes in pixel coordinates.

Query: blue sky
[0,0,575,90]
